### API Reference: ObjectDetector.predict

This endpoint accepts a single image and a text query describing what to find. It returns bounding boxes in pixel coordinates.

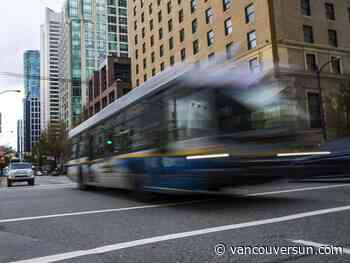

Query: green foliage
[32,122,70,169]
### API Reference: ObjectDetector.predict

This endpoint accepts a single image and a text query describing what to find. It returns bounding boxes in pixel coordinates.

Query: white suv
[7,162,35,187]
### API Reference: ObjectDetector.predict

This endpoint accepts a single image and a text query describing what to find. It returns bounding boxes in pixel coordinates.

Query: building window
[301,0,311,16]
[133,6,137,16]
[158,11,162,22]
[135,49,139,59]
[160,45,164,57]
[150,19,154,30]
[136,64,139,74]
[207,30,214,47]
[305,53,317,71]
[134,21,137,30]
[136,79,140,86]
[143,58,147,69]
[303,25,314,43]
[179,9,184,23]
[191,0,197,13]
[205,8,213,24]
[141,12,144,22]
[157,0,161,6]
[331,57,342,74]
[159,28,163,39]
[151,52,155,63]
[245,3,255,23]
[144,74,147,82]
[150,35,154,46]
[168,19,173,32]
[169,37,174,49]
[224,18,232,35]
[160,62,165,71]
[181,48,186,61]
[226,42,234,59]
[192,19,197,34]
[177,29,184,43]
[109,91,115,103]
[167,1,172,13]
[142,27,145,38]
[149,3,153,14]
[247,30,257,49]
[223,0,231,11]
[102,97,108,109]
[193,39,199,54]
[325,3,335,20]
[249,57,260,73]
[142,42,146,53]
[152,68,156,76]
[134,35,138,45]
[328,29,338,47]
[170,55,175,66]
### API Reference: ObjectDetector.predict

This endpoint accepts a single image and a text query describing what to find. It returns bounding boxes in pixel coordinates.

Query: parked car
[7,162,35,187]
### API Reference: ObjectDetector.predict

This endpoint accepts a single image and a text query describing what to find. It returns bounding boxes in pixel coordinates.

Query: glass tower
[60,0,128,129]
[24,50,40,97]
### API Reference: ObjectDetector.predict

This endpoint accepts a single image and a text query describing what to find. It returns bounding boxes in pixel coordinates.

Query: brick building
[87,56,132,118]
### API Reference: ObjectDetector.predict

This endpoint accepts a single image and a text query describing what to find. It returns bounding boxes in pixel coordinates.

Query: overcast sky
[0,0,63,149]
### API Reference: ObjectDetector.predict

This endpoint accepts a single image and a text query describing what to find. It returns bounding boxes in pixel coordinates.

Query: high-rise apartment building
[59,0,129,130]
[23,51,41,153]
[40,8,61,132]
[129,0,350,138]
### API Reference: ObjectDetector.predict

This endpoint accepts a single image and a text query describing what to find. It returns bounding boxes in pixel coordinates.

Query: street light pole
[316,57,341,141]
[0,90,21,96]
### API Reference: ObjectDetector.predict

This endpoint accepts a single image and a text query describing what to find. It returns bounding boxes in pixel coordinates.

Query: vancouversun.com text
[214,243,344,257]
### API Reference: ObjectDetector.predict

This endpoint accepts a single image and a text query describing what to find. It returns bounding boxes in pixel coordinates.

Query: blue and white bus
[67,62,323,193]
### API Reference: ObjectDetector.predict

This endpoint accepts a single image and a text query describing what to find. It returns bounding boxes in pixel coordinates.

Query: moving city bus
[67,62,323,193]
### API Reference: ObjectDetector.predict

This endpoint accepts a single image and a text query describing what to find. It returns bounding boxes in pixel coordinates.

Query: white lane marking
[246,183,350,197]
[10,205,350,263]
[149,183,350,197]
[288,239,350,255]
[1,183,349,224]
[0,199,213,224]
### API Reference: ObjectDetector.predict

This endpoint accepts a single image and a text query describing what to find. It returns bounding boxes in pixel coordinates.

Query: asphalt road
[0,176,349,263]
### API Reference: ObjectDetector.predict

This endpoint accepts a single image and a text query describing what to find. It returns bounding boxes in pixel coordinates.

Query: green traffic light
[106,140,113,145]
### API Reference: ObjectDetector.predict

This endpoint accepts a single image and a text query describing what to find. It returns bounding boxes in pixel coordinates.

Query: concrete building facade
[40,8,61,132]
[59,0,129,130]
[128,0,350,139]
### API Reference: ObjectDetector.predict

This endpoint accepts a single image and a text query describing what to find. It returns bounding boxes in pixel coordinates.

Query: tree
[33,122,70,170]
